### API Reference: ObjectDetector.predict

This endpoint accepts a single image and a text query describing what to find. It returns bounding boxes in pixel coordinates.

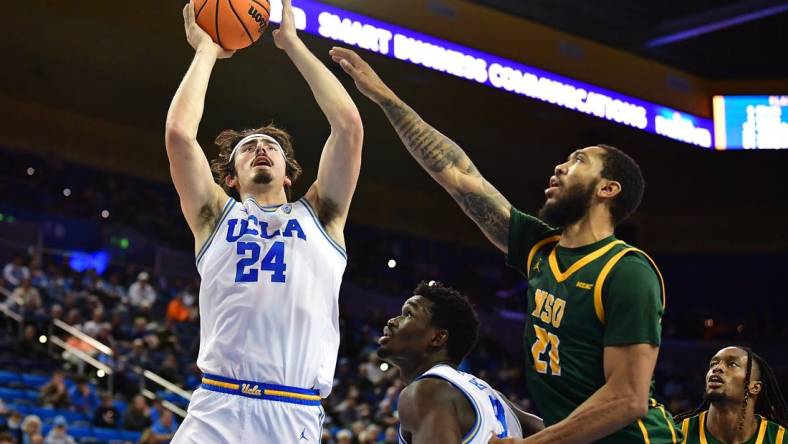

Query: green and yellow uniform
[679,412,785,444]
[506,208,679,443]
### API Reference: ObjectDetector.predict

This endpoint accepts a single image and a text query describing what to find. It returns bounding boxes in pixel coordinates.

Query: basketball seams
[227,0,255,45]
[195,0,210,20]
[214,0,224,49]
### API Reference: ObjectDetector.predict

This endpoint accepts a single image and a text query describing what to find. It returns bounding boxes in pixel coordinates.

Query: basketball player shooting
[165,1,362,442]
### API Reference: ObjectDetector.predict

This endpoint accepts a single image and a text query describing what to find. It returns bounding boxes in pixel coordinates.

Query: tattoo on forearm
[381,99,472,174]
[450,183,510,246]
[381,99,510,246]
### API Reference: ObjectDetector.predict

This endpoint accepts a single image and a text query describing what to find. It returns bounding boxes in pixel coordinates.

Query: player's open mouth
[253,156,272,167]
[545,176,561,197]
[707,375,724,388]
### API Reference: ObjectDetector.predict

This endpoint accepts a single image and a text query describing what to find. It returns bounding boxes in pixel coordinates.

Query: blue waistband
[200,373,321,406]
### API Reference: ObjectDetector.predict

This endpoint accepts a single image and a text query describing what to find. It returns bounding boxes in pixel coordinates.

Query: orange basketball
[191,0,270,50]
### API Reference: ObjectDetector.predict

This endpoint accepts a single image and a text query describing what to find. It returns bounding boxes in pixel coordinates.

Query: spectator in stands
[0,432,14,444]
[30,435,44,444]
[17,325,47,361]
[98,274,126,306]
[68,375,98,416]
[43,416,75,444]
[28,259,49,291]
[20,414,41,444]
[93,392,120,429]
[5,410,23,443]
[126,338,150,370]
[383,426,398,444]
[122,394,152,431]
[63,309,81,327]
[3,256,30,290]
[165,292,192,324]
[156,354,182,386]
[336,429,352,444]
[39,371,70,409]
[127,272,156,309]
[138,428,157,444]
[81,308,105,337]
[10,278,42,312]
[150,410,178,442]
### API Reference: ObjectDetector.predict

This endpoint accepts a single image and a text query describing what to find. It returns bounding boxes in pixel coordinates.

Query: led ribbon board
[268,0,714,148]
[713,95,788,149]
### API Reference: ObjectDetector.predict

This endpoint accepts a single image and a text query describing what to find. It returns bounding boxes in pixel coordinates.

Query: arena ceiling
[469,0,788,78]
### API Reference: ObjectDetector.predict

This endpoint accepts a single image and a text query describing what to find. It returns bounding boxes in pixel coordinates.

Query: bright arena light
[97,369,106,378]
[101,210,110,219]
[380,362,389,371]
[387,259,396,268]
[38,335,47,344]
[63,188,72,197]
[26,167,35,176]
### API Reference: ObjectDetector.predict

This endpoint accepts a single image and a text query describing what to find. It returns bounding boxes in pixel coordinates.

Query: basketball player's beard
[252,170,273,185]
[538,180,597,228]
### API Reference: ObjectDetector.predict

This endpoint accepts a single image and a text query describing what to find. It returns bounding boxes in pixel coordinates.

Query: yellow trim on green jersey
[638,418,652,444]
[698,411,770,444]
[658,405,678,443]
[527,235,561,278]
[776,425,785,444]
[699,411,709,444]
[547,239,625,283]
[593,247,666,323]
[681,418,690,444]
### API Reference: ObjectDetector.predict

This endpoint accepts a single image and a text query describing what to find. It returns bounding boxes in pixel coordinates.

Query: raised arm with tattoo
[330,47,511,252]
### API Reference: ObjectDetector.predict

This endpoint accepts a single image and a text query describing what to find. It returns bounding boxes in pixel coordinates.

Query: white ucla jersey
[195,196,346,397]
[399,364,523,444]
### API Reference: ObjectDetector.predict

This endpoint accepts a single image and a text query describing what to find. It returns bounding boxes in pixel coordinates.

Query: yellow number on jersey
[531,325,561,376]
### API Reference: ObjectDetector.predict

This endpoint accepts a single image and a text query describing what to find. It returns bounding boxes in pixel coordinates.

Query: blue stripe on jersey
[298,197,347,260]
[196,197,236,265]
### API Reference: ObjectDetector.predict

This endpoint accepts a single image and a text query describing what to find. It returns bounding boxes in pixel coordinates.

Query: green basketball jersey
[679,412,785,444]
[506,208,678,443]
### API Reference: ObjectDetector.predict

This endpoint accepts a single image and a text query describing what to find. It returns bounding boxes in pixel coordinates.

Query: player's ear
[749,380,763,396]
[284,176,292,188]
[225,174,238,188]
[431,329,449,348]
[598,179,621,199]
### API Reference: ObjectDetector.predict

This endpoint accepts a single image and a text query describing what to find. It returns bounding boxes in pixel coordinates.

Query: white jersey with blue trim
[399,364,523,444]
[195,196,346,397]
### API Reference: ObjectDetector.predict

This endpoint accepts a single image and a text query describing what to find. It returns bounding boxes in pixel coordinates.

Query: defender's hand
[329,47,396,104]
[182,3,235,59]
[272,0,300,51]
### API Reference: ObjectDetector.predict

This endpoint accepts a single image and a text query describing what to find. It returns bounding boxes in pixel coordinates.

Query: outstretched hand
[272,0,300,50]
[182,3,234,59]
[329,47,395,104]
[488,436,520,444]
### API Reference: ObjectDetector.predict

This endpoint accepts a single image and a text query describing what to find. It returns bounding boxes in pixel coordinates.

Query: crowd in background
[0,148,786,443]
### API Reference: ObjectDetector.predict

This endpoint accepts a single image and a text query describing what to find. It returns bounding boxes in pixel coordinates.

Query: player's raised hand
[329,47,395,104]
[182,3,234,59]
[273,0,300,50]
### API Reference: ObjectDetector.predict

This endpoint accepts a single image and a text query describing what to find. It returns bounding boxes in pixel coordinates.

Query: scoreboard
[713,95,788,149]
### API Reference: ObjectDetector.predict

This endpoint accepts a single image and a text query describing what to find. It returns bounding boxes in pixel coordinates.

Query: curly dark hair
[414,281,480,365]
[596,144,645,225]
[210,123,303,201]
[675,347,788,428]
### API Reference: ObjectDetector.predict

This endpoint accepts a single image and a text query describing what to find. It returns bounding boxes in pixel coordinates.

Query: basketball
[191,0,270,50]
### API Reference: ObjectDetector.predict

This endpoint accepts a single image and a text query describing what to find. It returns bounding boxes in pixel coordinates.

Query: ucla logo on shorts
[241,383,263,397]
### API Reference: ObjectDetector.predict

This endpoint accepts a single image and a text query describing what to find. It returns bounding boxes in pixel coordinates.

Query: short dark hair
[414,281,479,365]
[211,123,303,201]
[596,144,645,225]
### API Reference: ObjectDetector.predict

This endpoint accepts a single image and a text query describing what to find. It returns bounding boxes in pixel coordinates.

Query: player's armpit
[398,379,466,444]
